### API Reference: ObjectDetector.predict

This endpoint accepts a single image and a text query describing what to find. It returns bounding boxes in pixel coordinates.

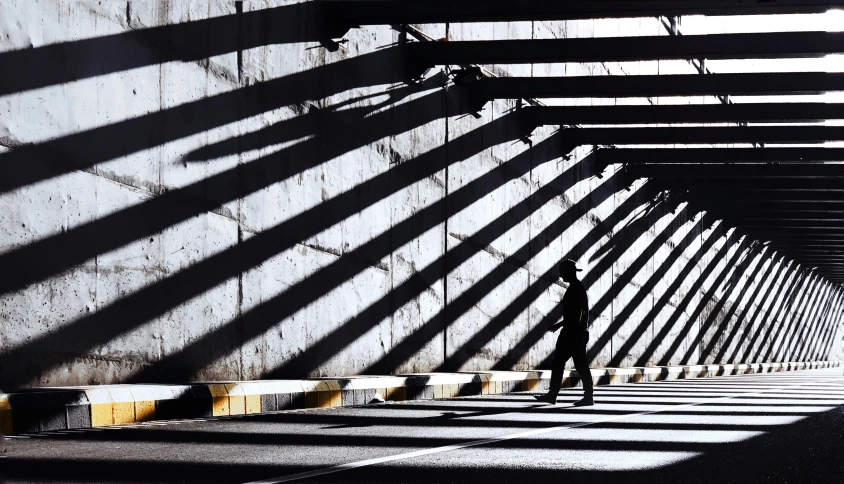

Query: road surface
[3,368,844,483]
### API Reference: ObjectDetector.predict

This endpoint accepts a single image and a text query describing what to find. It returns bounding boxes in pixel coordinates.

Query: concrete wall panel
[1,2,840,388]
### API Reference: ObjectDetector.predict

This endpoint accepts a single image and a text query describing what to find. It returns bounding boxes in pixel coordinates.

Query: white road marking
[244,375,843,484]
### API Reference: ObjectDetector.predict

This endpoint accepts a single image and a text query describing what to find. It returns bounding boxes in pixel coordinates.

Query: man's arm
[579,287,590,328]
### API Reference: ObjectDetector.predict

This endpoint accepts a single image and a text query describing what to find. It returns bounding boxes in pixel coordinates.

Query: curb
[0,360,839,436]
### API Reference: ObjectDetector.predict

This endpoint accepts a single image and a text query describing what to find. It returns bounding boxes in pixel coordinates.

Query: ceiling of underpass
[326,0,844,285]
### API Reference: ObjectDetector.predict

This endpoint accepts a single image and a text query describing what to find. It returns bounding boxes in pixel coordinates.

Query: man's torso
[561,281,589,334]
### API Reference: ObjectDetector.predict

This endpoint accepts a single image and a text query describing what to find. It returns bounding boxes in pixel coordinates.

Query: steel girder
[748,234,844,241]
[559,126,844,147]
[474,73,844,102]
[726,222,842,229]
[625,163,844,179]
[677,191,844,202]
[715,212,844,221]
[596,148,844,164]
[409,31,844,70]
[681,200,844,212]
[323,0,844,34]
[649,179,843,190]
[520,104,844,130]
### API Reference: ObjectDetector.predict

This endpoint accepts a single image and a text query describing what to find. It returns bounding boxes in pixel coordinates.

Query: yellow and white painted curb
[0,360,839,436]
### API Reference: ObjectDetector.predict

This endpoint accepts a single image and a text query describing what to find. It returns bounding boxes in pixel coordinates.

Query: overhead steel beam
[685,201,844,212]
[653,180,843,191]
[722,220,843,230]
[771,250,844,255]
[681,191,844,202]
[772,253,844,262]
[523,103,844,129]
[597,147,844,164]
[768,242,843,246]
[773,254,843,258]
[726,219,843,226]
[562,126,844,147]
[716,213,844,221]
[324,0,844,32]
[474,72,844,102]
[779,261,842,265]
[751,233,844,241]
[724,208,844,214]
[774,259,842,264]
[778,259,843,264]
[727,222,842,229]
[626,163,844,179]
[410,31,844,70]
[760,242,844,247]
[769,246,844,251]
[789,250,844,262]
[769,253,842,257]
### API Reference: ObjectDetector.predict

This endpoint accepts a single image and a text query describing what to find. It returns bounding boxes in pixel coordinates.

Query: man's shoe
[573,395,594,407]
[533,393,557,405]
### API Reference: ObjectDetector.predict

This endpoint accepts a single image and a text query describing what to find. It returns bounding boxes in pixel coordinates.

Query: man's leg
[572,338,594,406]
[536,336,572,404]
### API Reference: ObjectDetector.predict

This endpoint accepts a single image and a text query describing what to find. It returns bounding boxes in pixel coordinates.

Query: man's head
[558,259,582,282]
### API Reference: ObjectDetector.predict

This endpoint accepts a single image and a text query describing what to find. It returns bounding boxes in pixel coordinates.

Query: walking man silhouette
[535,259,594,406]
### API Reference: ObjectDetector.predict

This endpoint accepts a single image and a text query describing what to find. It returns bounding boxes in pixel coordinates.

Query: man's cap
[559,259,583,272]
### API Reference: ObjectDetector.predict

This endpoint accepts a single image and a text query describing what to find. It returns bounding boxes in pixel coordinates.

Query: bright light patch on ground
[413,449,701,471]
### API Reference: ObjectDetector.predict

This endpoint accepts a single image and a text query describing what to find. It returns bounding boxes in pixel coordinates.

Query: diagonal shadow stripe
[606,218,718,368]
[757,271,813,362]
[526,186,683,370]
[697,249,773,363]
[0,69,440,298]
[0,2,325,96]
[632,230,741,367]
[265,142,594,379]
[716,255,784,363]
[0,46,401,200]
[0,101,513,389]
[814,292,844,360]
[490,184,661,371]
[736,259,802,363]
[791,283,833,362]
[778,276,824,361]
[798,292,834,361]
[656,236,754,366]
[774,276,826,363]
[679,244,768,365]
[785,278,834,362]
[136,127,566,383]
[797,290,838,362]
[589,219,726,361]
[749,267,807,362]
[535,203,700,369]
[429,172,626,374]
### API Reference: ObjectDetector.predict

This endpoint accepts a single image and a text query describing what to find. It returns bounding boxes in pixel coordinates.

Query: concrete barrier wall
[2,361,839,435]
[0,1,841,388]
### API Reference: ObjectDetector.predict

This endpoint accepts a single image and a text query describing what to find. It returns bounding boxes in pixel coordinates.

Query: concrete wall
[0,1,841,388]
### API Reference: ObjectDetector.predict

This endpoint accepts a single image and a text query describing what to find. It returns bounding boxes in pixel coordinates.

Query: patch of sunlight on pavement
[529,428,763,444]
[395,449,701,471]
[619,414,805,426]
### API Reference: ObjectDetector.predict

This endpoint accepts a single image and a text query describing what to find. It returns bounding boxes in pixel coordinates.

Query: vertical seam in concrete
[814,292,837,360]
[529,19,535,370]
[235,2,245,379]
[442,21,450,367]
[235,1,244,84]
[821,292,844,359]
[798,282,832,361]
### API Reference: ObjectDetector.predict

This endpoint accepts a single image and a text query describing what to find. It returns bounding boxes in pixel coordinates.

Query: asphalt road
[3,368,844,484]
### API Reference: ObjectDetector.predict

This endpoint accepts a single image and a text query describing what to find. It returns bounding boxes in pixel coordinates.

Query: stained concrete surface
[3,368,843,483]
[2,1,841,389]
